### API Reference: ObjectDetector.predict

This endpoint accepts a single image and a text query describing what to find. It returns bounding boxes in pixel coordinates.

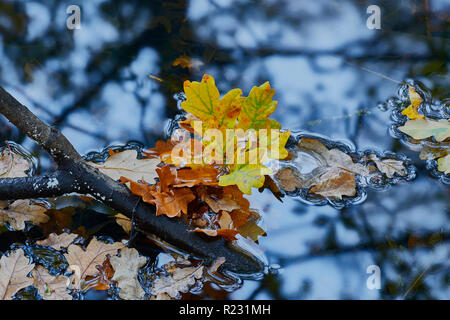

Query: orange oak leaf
[150,188,196,218]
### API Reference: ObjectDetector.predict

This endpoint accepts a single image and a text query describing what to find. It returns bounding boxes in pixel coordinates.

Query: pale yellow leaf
[110,248,146,300]
[0,200,49,230]
[89,150,160,183]
[32,266,72,300]
[0,249,34,300]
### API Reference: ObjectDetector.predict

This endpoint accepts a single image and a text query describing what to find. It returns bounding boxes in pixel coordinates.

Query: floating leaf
[36,233,78,250]
[309,170,356,199]
[110,248,146,300]
[219,164,272,195]
[274,167,303,192]
[83,257,115,291]
[64,237,124,289]
[0,149,30,178]
[90,149,160,183]
[238,81,280,130]
[150,264,204,299]
[401,86,425,120]
[398,119,450,142]
[31,266,71,300]
[367,154,406,178]
[437,154,450,174]
[0,249,34,300]
[0,200,49,230]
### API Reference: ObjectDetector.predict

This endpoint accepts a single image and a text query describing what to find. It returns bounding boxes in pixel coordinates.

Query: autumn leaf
[367,154,406,178]
[64,237,124,289]
[151,187,196,217]
[36,232,78,250]
[238,81,280,130]
[398,119,450,142]
[83,257,115,291]
[437,154,449,174]
[0,149,30,178]
[0,200,49,230]
[150,264,204,299]
[0,249,34,300]
[113,213,132,234]
[309,169,356,199]
[110,248,146,300]
[238,219,266,242]
[219,164,273,195]
[294,138,370,199]
[89,149,160,183]
[180,74,243,130]
[274,167,303,192]
[401,86,425,120]
[32,266,71,300]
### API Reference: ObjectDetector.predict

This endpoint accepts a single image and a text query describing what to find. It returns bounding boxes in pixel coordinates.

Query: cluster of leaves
[274,138,408,200]
[93,148,266,242]
[0,234,220,300]
[397,86,449,175]
[92,74,292,241]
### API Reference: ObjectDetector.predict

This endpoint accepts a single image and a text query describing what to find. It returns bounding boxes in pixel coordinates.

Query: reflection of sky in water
[0,0,448,299]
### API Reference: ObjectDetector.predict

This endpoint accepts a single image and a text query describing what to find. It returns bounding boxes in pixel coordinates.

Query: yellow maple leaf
[218,164,272,195]
[401,86,425,120]
[238,81,281,130]
[181,74,243,130]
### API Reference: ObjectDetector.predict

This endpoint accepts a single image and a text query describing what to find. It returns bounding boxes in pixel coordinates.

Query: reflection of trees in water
[0,0,448,299]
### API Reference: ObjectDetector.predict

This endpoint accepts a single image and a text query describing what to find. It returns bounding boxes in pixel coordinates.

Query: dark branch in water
[0,86,263,274]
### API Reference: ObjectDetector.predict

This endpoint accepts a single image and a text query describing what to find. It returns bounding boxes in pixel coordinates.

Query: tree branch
[0,86,263,274]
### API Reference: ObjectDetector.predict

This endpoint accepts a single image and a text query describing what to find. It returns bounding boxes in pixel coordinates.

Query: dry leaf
[90,149,160,183]
[150,265,204,299]
[0,249,34,300]
[309,170,356,199]
[274,167,303,192]
[36,232,78,250]
[32,266,72,300]
[151,188,196,218]
[398,119,450,142]
[64,237,124,289]
[0,200,49,230]
[297,139,368,199]
[110,248,147,300]
[437,154,449,174]
[0,149,30,178]
[113,214,132,234]
[367,154,406,178]
[238,219,266,242]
